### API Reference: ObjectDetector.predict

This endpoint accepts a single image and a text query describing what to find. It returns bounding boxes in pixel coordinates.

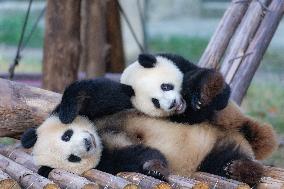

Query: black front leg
[97,144,169,181]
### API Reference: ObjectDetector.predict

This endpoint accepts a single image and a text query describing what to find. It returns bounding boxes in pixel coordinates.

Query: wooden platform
[0,144,283,189]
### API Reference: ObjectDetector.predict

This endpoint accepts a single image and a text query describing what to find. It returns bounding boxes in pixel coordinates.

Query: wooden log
[0,78,60,137]
[264,166,284,181]
[258,177,284,189]
[229,0,284,104]
[169,175,209,189]
[48,169,99,189]
[0,154,59,189]
[43,0,81,93]
[0,146,38,172]
[198,0,251,69]
[118,172,172,189]
[220,0,271,80]
[191,172,250,189]
[83,169,139,189]
[0,169,21,189]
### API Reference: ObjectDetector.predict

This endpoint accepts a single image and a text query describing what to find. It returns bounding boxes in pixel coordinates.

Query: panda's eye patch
[152,98,160,109]
[161,83,174,91]
[61,129,73,142]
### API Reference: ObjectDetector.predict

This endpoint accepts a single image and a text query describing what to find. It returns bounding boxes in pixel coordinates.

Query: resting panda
[56,53,277,185]
[21,115,102,177]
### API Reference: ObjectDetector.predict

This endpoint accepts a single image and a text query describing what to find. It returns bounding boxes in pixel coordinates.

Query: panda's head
[121,54,186,117]
[21,115,102,175]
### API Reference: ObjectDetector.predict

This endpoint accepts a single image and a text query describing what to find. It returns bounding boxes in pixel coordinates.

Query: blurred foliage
[149,36,208,63]
[0,11,44,48]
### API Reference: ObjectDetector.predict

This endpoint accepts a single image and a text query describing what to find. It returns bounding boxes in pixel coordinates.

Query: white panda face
[121,55,186,117]
[33,116,102,174]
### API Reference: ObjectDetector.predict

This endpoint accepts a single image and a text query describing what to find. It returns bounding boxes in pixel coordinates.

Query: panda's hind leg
[97,144,169,181]
[198,142,264,186]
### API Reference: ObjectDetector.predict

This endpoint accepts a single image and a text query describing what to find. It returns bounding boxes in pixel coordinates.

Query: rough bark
[229,0,284,104]
[0,78,60,138]
[0,169,21,189]
[83,169,139,189]
[118,172,172,189]
[220,0,271,81]
[0,154,59,189]
[105,0,125,73]
[48,169,99,189]
[43,0,81,93]
[198,0,251,69]
[258,177,284,189]
[191,172,250,189]
[264,166,284,181]
[84,0,108,78]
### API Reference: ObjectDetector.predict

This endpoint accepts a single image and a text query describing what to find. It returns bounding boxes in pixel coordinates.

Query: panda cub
[21,115,102,177]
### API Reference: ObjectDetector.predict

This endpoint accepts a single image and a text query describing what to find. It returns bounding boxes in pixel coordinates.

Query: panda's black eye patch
[61,129,73,142]
[161,83,174,91]
[68,154,81,163]
[152,98,160,109]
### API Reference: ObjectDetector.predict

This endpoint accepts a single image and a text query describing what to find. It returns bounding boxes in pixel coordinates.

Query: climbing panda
[21,115,103,177]
[56,53,277,185]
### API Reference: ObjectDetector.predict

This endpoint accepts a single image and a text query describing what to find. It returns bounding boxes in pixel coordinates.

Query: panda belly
[124,115,219,176]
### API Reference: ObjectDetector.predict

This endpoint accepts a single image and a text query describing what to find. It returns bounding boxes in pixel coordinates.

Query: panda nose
[169,99,176,109]
[84,138,92,151]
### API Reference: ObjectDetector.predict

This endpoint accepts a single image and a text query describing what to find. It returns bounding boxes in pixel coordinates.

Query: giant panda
[56,53,277,185]
[21,115,103,177]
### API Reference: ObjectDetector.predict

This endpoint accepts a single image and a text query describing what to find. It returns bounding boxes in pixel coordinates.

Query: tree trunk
[84,0,108,78]
[0,154,59,189]
[105,0,125,73]
[198,0,250,69]
[0,78,60,138]
[43,0,81,93]
[229,0,284,104]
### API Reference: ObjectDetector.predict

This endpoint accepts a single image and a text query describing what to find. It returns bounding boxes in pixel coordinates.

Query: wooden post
[83,0,108,78]
[43,0,81,93]
[198,0,250,69]
[105,0,125,73]
[229,0,284,104]
[0,78,60,138]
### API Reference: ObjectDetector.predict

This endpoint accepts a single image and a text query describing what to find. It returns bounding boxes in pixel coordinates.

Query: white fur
[33,116,102,174]
[121,56,184,117]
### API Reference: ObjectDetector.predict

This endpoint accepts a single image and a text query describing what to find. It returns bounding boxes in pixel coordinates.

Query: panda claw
[196,104,201,110]
[198,100,202,105]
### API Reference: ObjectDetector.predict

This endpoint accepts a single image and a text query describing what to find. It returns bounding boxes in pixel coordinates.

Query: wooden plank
[0,168,21,189]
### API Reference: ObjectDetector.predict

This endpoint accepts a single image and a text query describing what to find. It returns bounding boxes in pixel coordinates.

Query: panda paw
[191,91,203,111]
[142,160,169,182]
[225,159,264,186]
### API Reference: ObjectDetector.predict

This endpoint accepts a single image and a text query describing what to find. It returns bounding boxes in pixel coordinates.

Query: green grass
[0,11,44,48]
[149,36,208,63]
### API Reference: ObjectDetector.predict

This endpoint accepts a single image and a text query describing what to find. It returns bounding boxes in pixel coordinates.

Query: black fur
[198,142,248,177]
[138,54,157,68]
[97,144,169,181]
[170,68,230,124]
[61,129,73,142]
[55,78,133,124]
[38,166,54,178]
[21,128,37,148]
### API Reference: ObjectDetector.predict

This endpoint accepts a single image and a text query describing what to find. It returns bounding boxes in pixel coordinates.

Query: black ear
[138,54,157,68]
[38,166,54,178]
[121,84,135,97]
[21,128,37,148]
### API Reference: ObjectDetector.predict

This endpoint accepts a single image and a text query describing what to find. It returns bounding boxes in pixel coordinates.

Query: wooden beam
[0,169,21,189]
[198,0,251,69]
[229,0,284,104]
[0,78,60,138]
